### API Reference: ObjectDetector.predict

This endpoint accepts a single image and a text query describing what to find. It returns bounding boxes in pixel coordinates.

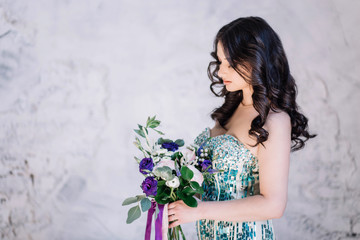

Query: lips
[223,80,232,84]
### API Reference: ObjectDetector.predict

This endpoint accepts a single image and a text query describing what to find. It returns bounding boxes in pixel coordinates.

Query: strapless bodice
[193,127,260,201]
[193,127,275,240]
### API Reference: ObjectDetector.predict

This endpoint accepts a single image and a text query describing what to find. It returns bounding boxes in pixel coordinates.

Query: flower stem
[141,126,152,153]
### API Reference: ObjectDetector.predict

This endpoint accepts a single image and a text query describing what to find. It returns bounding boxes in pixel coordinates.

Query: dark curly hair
[208,16,316,152]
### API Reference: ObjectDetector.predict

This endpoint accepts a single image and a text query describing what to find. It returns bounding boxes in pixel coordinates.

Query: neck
[241,85,253,106]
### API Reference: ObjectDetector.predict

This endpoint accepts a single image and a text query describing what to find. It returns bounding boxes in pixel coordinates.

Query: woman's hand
[167,200,201,228]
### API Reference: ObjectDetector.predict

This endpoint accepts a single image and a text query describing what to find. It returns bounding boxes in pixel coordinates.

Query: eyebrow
[216,53,227,61]
[216,55,229,62]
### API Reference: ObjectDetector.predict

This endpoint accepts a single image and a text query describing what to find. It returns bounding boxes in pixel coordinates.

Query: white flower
[156,148,168,155]
[152,156,161,164]
[165,176,180,188]
[164,151,173,156]
[187,165,204,185]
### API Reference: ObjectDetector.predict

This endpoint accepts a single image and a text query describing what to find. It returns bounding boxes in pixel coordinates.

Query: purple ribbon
[145,201,165,240]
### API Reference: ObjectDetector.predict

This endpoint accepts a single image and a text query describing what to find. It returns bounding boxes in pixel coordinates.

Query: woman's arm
[168,112,291,227]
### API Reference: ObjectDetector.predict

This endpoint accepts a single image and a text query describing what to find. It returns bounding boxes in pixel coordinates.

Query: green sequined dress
[194,127,275,240]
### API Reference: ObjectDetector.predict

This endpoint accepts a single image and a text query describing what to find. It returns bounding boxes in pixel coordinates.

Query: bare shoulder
[264,110,291,133]
[210,119,227,137]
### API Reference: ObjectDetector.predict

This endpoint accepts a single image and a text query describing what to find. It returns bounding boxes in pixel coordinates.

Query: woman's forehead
[216,42,229,61]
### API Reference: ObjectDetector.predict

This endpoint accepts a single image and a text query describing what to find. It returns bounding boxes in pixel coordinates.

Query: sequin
[193,127,275,240]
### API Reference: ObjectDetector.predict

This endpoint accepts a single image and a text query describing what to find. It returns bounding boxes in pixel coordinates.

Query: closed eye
[217,61,232,69]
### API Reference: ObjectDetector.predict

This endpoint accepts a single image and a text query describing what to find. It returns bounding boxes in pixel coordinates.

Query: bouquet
[122,116,217,240]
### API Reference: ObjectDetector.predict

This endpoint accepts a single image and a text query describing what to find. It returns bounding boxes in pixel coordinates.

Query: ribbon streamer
[145,201,166,240]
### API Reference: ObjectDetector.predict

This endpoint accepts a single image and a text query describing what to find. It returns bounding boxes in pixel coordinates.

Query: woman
[167,16,316,239]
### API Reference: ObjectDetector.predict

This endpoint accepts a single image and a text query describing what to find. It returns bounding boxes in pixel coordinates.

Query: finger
[168,214,178,222]
[168,209,176,216]
[168,203,176,209]
[169,221,180,229]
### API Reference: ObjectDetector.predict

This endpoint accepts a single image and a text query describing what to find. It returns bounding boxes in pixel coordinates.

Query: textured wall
[0,0,359,239]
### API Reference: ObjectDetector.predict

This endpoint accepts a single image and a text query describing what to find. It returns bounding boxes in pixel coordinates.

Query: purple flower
[161,142,179,152]
[141,176,158,196]
[200,159,212,172]
[139,157,154,174]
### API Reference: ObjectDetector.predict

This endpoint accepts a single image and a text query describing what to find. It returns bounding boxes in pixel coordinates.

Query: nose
[218,65,227,80]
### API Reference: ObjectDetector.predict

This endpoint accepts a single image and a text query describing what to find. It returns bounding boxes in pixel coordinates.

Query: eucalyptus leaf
[126,205,141,224]
[122,197,139,206]
[136,194,146,201]
[140,198,151,212]
[157,138,165,145]
[174,139,184,147]
[153,166,175,181]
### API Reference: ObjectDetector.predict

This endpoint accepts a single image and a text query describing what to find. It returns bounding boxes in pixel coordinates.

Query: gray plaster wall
[0,0,359,239]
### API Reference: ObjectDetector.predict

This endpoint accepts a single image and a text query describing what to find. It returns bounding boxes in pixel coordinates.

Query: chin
[225,85,238,92]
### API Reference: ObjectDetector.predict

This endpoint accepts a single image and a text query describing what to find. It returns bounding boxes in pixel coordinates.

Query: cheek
[232,73,247,86]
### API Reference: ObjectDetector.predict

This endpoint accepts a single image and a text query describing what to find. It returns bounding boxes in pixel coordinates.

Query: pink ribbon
[145,201,166,240]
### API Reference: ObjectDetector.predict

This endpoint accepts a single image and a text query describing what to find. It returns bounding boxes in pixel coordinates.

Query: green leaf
[146,115,158,128]
[153,166,175,181]
[175,139,184,147]
[155,192,171,204]
[140,198,151,212]
[182,186,196,196]
[179,177,187,187]
[176,189,185,199]
[136,194,146,201]
[156,182,167,196]
[122,197,139,206]
[148,120,160,128]
[134,156,141,163]
[157,137,165,145]
[153,129,165,135]
[157,180,166,186]
[126,205,141,224]
[180,166,194,181]
[190,181,204,194]
[171,151,183,160]
[134,129,145,138]
[183,195,197,207]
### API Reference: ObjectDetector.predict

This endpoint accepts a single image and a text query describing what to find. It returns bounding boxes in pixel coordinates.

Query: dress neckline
[205,127,258,160]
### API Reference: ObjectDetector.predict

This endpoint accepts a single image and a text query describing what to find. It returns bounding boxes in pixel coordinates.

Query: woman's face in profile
[216,41,252,92]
